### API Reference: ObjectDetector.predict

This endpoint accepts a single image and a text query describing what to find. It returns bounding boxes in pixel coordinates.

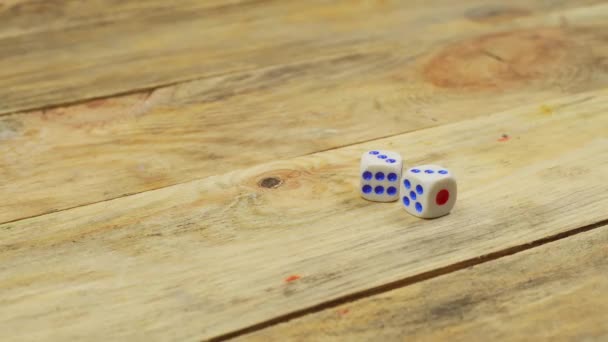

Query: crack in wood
[481,49,507,63]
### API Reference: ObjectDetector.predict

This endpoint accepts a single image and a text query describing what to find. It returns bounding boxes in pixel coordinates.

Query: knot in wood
[258,177,283,189]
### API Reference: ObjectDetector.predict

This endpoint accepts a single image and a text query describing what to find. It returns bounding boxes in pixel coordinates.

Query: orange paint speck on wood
[285,275,301,283]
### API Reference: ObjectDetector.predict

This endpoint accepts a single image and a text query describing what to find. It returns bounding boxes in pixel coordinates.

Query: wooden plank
[0,0,606,114]
[243,225,608,342]
[1,90,607,341]
[2,3,608,224]
[0,0,234,40]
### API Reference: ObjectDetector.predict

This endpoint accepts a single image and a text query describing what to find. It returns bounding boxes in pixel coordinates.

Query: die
[400,165,457,218]
[360,150,403,202]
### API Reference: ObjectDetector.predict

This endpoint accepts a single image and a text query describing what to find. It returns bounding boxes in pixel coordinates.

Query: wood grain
[0,0,234,39]
[1,0,607,114]
[1,90,607,341]
[243,225,608,342]
[2,2,608,224]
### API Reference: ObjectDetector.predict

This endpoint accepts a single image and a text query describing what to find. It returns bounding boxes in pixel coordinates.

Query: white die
[359,150,403,202]
[400,164,457,218]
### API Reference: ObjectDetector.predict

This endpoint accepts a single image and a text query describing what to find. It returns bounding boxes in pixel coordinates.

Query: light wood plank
[1,90,607,341]
[0,0,234,40]
[244,225,608,342]
[0,0,606,114]
[2,2,608,224]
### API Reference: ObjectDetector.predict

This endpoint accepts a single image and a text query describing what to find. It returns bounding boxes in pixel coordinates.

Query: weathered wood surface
[2,1,608,224]
[1,90,607,341]
[0,0,238,38]
[3,1,608,340]
[244,224,608,342]
[2,0,605,115]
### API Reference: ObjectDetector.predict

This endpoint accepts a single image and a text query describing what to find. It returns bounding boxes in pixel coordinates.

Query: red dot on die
[436,189,450,205]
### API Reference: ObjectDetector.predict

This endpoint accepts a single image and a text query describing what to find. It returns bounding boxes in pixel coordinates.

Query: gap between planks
[211,217,608,342]
[0,50,373,118]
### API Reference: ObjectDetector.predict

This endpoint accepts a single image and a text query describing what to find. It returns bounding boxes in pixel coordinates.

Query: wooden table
[1,1,608,341]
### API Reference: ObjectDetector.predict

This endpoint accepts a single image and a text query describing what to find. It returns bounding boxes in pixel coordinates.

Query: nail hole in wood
[259,177,283,189]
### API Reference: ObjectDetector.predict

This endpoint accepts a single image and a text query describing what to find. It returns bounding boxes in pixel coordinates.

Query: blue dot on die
[375,186,384,194]
[375,172,385,181]
[415,202,423,213]
[404,179,411,189]
[362,185,372,193]
[386,159,396,164]
[425,169,434,174]
[439,170,448,174]
[369,151,380,155]
[411,169,421,173]
[387,186,397,195]
[410,191,417,200]
[378,155,388,159]
[416,184,424,195]
[402,196,410,206]
[362,171,372,180]
[388,173,398,182]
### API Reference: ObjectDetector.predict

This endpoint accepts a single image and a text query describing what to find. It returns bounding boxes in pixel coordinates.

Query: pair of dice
[359,150,457,219]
